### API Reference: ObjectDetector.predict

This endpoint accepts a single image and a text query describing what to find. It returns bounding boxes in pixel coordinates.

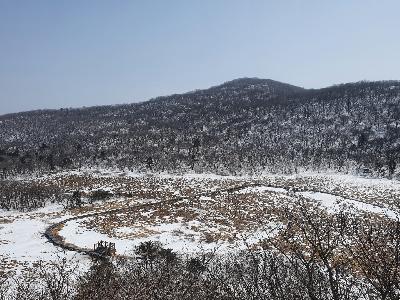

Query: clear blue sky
[1,1,399,115]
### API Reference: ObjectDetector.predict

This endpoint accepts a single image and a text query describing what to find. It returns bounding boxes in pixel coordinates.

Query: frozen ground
[58,219,279,255]
[1,170,399,276]
[0,204,89,277]
[300,191,399,219]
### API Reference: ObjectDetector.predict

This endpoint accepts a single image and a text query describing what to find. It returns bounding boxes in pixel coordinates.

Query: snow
[2,171,399,274]
[236,186,287,194]
[300,191,399,219]
[58,218,282,256]
[0,204,89,273]
[59,219,222,255]
[9,167,143,181]
[287,171,399,189]
[1,218,61,261]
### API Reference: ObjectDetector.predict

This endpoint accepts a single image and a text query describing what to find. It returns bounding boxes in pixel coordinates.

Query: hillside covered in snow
[0,78,399,177]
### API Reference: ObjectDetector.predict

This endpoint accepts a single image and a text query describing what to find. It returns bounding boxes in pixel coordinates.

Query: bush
[134,241,176,264]
[89,189,113,202]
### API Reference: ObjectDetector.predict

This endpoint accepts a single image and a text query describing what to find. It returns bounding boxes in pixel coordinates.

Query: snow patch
[300,191,399,219]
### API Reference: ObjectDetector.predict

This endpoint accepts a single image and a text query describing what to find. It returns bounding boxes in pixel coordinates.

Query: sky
[1,1,400,115]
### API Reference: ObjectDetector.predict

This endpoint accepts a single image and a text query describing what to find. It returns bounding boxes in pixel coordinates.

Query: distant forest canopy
[0,78,399,178]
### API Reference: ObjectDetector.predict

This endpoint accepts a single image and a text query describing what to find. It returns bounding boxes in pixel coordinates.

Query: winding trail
[44,183,264,259]
[44,182,397,259]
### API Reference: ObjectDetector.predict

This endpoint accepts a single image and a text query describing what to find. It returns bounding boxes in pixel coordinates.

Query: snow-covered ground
[236,186,287,194]
[299,191,399,219]
[1,171,399,275]
[0,204,90,275]
[58,218,280,256]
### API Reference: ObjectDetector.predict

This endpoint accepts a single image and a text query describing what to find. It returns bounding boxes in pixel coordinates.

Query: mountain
[206,77,305,94]
[0,78,399,177]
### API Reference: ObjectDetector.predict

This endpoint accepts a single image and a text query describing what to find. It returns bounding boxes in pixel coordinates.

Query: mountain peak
[208,77,305,96]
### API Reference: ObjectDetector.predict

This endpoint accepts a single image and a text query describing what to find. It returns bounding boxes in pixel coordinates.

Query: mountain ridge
[2,78,400,117]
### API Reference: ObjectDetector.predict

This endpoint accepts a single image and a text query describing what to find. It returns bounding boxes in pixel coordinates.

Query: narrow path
[44,183,264,259]
[44,182,395,259]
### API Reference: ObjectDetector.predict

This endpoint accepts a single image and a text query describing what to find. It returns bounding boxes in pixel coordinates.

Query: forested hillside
[0,78,399,177]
